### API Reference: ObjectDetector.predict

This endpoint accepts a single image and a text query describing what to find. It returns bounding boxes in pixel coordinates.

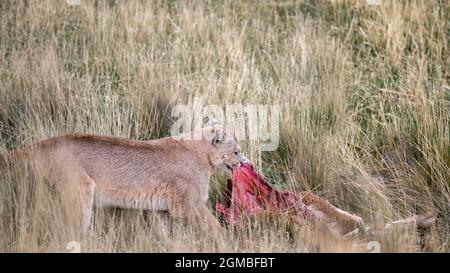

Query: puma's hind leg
[79,174,96,233]
[54,169,96,234]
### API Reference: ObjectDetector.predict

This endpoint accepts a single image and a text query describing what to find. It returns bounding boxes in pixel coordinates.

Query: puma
[0,125,241,233]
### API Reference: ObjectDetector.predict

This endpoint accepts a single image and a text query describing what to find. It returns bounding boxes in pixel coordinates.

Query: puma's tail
[0,151,6,169]
[0,146,36,170]
[1,149,20,169]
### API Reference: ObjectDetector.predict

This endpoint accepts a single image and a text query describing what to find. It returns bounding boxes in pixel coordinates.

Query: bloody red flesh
[216,162,315,223]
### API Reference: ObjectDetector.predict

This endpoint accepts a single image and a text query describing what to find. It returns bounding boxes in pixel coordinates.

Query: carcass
[216,158,435,242]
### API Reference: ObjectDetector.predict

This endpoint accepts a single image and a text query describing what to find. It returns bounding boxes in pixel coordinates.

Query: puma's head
[207,125,242,174]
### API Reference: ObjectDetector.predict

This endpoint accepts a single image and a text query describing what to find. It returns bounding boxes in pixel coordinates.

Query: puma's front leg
[167,180,226,236]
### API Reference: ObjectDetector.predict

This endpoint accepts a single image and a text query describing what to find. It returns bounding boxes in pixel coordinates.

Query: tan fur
[1,126,241,234]
[300,192,365,234]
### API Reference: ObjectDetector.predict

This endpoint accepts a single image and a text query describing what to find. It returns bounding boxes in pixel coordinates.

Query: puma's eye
[234,152,239,155]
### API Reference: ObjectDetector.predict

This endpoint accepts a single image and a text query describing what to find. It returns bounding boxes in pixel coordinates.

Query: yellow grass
[0,0,448,252]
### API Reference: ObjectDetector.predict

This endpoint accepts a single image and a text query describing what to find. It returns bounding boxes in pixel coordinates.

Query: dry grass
[0,0,448,252]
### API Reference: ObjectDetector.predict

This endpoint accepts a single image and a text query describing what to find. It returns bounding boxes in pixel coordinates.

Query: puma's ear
[211,126,225,146]
[208,117,220,127]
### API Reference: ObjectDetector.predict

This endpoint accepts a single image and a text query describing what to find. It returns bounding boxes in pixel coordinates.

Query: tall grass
[0,0,448,252]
